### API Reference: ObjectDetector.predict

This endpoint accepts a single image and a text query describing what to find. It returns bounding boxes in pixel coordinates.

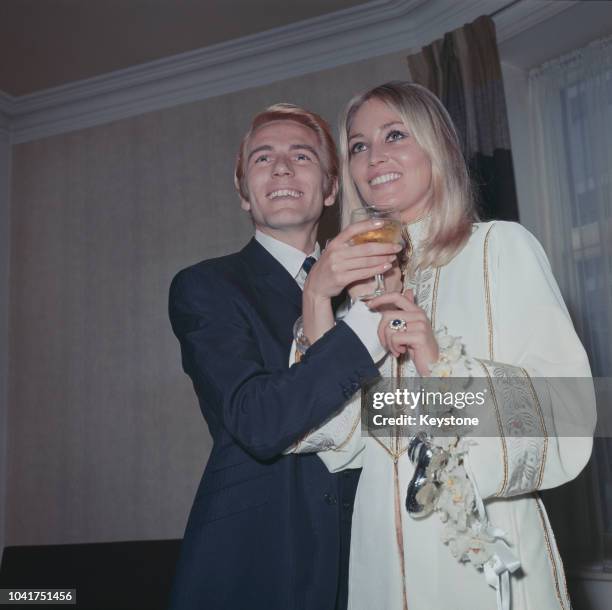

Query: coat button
[324,493,337,505]
[342,501,352,510]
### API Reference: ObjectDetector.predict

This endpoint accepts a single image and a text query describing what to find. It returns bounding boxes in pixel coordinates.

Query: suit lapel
[239,238,303,309]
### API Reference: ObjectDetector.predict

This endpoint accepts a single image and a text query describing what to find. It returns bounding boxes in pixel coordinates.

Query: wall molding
[0,0,577,144]
[494,0,578,42]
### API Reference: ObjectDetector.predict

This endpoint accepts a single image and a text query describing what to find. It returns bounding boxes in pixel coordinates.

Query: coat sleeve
[461,222,595,500]
[169,266,380,461]
[282,299,388,470]
[285,340,366,472]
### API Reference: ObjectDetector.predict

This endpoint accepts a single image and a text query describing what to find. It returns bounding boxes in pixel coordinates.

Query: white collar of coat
[404,212,431,247]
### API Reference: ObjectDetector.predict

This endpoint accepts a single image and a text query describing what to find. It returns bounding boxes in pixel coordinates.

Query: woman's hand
[367,289,439,376]
[304,219,402,302]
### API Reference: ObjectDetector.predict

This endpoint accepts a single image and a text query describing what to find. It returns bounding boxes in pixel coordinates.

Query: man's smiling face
[240,119,335,237]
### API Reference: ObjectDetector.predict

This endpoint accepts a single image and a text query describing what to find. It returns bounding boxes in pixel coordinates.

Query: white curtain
[529,36,612,569]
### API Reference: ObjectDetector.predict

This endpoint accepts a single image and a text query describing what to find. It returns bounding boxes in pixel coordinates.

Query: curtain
[406,15,519,221]
[529,35,612,570]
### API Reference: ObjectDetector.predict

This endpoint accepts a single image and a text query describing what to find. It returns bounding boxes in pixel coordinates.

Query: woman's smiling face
[348,98,433,223]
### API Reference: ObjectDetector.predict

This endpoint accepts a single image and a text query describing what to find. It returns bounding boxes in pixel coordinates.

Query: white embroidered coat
[291,220,595,610]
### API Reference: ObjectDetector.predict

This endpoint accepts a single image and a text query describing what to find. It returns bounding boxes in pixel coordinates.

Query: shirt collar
[255,230,320,280]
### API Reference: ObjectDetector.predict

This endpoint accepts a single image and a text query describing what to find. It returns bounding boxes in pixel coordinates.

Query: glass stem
[374,273,385,296]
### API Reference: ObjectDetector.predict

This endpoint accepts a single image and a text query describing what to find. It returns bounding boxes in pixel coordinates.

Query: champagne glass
[350,207,403,300]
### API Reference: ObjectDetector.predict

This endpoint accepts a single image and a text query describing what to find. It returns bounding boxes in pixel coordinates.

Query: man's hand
[304,219,402,302]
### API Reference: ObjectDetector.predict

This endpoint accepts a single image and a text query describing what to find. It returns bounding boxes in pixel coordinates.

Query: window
[530,36,612,571]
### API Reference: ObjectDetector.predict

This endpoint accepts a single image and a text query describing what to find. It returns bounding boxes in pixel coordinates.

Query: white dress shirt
[255,230,319,289]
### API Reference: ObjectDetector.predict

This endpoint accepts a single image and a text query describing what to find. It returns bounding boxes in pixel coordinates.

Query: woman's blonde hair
[339,81,477,269]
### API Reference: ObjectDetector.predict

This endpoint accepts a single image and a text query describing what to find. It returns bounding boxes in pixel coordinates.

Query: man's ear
[323,179,339,208]
[235,173,250,211]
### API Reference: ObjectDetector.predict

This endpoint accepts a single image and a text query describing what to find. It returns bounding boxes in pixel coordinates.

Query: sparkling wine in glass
[350,207,403,300]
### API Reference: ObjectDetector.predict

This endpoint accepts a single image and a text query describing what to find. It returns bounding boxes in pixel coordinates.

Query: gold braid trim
[522,368,549,489]
[475,358,509,497]
[483,224,495,360]
[534,494,570,610]
[393,460,409,610]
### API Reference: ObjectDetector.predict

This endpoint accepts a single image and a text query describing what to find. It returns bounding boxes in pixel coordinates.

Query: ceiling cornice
[1,0,573,144]
[494,0,578,42]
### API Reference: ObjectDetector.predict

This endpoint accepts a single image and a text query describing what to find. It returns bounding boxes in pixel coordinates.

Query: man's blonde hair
[339,81,477,269]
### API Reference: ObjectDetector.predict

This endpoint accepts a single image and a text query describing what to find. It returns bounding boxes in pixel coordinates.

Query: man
[168,104,396,610]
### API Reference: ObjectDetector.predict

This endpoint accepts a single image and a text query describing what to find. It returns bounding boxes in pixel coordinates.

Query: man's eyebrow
[247,145,272,162]
[348,121,405,142]
[290,144,320,160]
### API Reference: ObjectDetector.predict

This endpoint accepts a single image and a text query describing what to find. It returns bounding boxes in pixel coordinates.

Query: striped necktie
[296,256,317,289]
[301,256,316,274]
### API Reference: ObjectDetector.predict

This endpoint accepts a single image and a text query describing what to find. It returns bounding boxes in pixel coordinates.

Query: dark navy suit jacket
[167,239,379,610]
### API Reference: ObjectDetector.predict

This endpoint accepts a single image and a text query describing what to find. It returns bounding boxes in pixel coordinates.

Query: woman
[290,82,595,610]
